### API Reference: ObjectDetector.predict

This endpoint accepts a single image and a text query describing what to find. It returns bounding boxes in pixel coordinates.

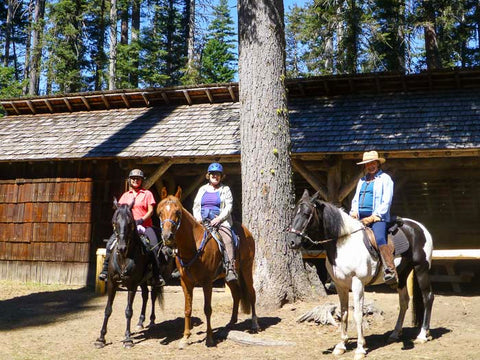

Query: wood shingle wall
[0,178,92,284]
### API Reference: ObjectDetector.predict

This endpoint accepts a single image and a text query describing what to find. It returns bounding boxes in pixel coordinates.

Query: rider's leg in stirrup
[219,226,237,282]
[98,234,115,281]
[145,227,166,286]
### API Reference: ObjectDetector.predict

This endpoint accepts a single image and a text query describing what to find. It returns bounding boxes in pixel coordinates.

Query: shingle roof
[289,89,480,153]
[1,78,480,163]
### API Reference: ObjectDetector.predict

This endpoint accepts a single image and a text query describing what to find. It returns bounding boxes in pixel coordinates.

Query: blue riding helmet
[207,162,223,173]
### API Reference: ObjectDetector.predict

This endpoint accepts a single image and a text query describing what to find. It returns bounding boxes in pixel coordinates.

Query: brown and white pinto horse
[157,187,259,348]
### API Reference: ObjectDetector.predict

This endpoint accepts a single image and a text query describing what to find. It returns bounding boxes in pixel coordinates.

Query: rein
[287,199,366,245]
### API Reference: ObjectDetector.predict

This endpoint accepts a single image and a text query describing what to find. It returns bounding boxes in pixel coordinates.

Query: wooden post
[95,248,106,295]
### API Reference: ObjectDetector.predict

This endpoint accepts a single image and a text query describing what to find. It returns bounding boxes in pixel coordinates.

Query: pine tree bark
[423,0,441,69]
[238,0,325,310]
[28,0,45,95]
[109,0,117,90]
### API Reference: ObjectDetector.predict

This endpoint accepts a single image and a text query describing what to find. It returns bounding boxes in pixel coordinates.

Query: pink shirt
[119,189,156,227]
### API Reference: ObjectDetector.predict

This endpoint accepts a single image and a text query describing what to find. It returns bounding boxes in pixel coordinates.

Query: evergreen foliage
[1,0,480,97]
[199,0,236,83]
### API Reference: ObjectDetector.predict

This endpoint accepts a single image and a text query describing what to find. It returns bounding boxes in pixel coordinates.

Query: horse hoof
[123,340,134,349]
[354,352,366,360]
[206,337,216,347]
[387,334,399,343]
[333,345,346,356]
[178,338,189,349]
[135,324,144,331]
[94,340,105,349]
[414,336,428,344]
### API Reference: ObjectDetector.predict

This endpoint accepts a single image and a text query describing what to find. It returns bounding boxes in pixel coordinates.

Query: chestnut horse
[157,187,259,348]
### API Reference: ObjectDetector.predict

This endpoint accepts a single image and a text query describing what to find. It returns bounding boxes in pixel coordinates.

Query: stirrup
[383,271,398,286]
[225,269,238,283]
[156,275,166,287]
[98,271,108,282]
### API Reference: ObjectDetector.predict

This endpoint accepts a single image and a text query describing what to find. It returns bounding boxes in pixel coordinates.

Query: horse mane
[313,200,344,239]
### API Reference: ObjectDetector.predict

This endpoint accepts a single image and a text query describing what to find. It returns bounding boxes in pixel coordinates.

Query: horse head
[157,186,183,248]
[112,198,136,255]
[287,189,322,249]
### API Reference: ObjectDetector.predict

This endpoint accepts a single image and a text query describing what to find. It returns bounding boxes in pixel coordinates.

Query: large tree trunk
[186,0,195,73]
[130,0,141,87]
[238,0,324,310]
[109,0,117,90]
[28,0,45,95]
[423,0,441,70]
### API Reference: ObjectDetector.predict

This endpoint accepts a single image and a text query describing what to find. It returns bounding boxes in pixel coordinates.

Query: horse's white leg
[333,285,349,356]
[351,277,367,360]
[389,286,409,343]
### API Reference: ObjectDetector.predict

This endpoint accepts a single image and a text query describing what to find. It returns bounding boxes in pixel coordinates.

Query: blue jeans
[371,221,387,246]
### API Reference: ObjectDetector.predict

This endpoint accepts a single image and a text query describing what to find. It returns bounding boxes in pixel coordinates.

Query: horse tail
[238,271,251,314]
[411,270,424,328]
[156,285,165,310]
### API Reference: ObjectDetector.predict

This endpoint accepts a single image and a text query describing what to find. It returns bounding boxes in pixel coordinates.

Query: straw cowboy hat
[356,150,386,165]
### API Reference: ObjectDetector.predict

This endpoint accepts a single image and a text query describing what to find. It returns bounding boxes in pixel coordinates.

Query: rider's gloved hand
[135,218,144,225]
[210,217,221,227]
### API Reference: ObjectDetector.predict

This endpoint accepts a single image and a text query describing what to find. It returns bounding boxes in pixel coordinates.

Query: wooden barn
[1,68,480,287]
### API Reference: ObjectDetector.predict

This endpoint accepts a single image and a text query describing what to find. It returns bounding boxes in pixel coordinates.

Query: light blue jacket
[350,170,394,222]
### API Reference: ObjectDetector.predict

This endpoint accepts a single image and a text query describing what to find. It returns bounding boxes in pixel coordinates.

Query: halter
[161,218,181,232]
[287,199,365,245]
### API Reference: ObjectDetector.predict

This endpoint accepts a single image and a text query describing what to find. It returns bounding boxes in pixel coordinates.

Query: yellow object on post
[95,248,106,295]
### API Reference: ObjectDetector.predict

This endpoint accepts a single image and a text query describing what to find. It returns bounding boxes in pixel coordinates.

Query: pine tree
[44,0,88,93]
[198,0,236,83]
[140,0,187,87]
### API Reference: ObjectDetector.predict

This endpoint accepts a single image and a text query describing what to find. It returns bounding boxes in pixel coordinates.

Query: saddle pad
[362,228,379,260]
[389,229,409,256]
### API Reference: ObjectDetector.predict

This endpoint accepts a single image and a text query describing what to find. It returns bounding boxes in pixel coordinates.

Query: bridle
[159,200,182,233]
[287,199,365,245]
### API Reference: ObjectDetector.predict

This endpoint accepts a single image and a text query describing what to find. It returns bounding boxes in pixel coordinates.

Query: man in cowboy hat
[350,151,398,286]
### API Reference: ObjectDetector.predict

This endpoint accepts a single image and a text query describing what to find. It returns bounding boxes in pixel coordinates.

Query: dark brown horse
[157,187,259,348]
[94,199,165,349]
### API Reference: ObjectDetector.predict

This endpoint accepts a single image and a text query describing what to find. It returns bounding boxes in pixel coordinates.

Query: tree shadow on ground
[0,287,98,331]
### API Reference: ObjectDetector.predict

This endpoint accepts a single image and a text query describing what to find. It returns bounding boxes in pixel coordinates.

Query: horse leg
[179,281,194,349]
[123,289,137,348]
[203,284,215,347]
[95,283,116,348]
[351,277,367,360]
[149,285,158,328]
[333,285,350,356]
[136,283,148,331]
[226,280,240,326]
[388,285,409,343]
[413,266,434,344]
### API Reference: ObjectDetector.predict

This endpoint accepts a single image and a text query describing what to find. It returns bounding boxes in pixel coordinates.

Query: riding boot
[224,258,238,283]
[152,250,166,287]
[379,244,398,287]
[98,235,115,281]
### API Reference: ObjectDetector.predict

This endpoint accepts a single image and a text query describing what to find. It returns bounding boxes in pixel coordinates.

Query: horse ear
[311,191,321,201]
[175,186,182,199]
[161,187,168,199]
[113,197,118,209]
[301,189,310,200]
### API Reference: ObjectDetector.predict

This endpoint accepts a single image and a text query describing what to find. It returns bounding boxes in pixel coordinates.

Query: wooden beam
[101,94,110,109]
[44,99,54,113]
[161,92,169,104]
[183,90,192,105]
[80,96,91,111]
[9,101,20,115]
[292,159,328,200]
[338,170,364,202]
[26,100,36,114]
[63,98,73,112]
[143,159,174,189]
[228,86,236,101]
[121,94,130,108]
[141,92,151,107]
[205,89,213,103]
[181,173,206,200]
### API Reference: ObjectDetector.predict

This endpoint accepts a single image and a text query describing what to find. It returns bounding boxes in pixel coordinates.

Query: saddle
[362,216,409,259]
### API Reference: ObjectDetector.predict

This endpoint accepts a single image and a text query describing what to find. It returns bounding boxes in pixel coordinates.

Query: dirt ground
[0,280,479,360]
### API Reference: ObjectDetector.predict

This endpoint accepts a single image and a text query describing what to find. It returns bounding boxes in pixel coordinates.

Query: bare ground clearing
[0,280,478,360]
